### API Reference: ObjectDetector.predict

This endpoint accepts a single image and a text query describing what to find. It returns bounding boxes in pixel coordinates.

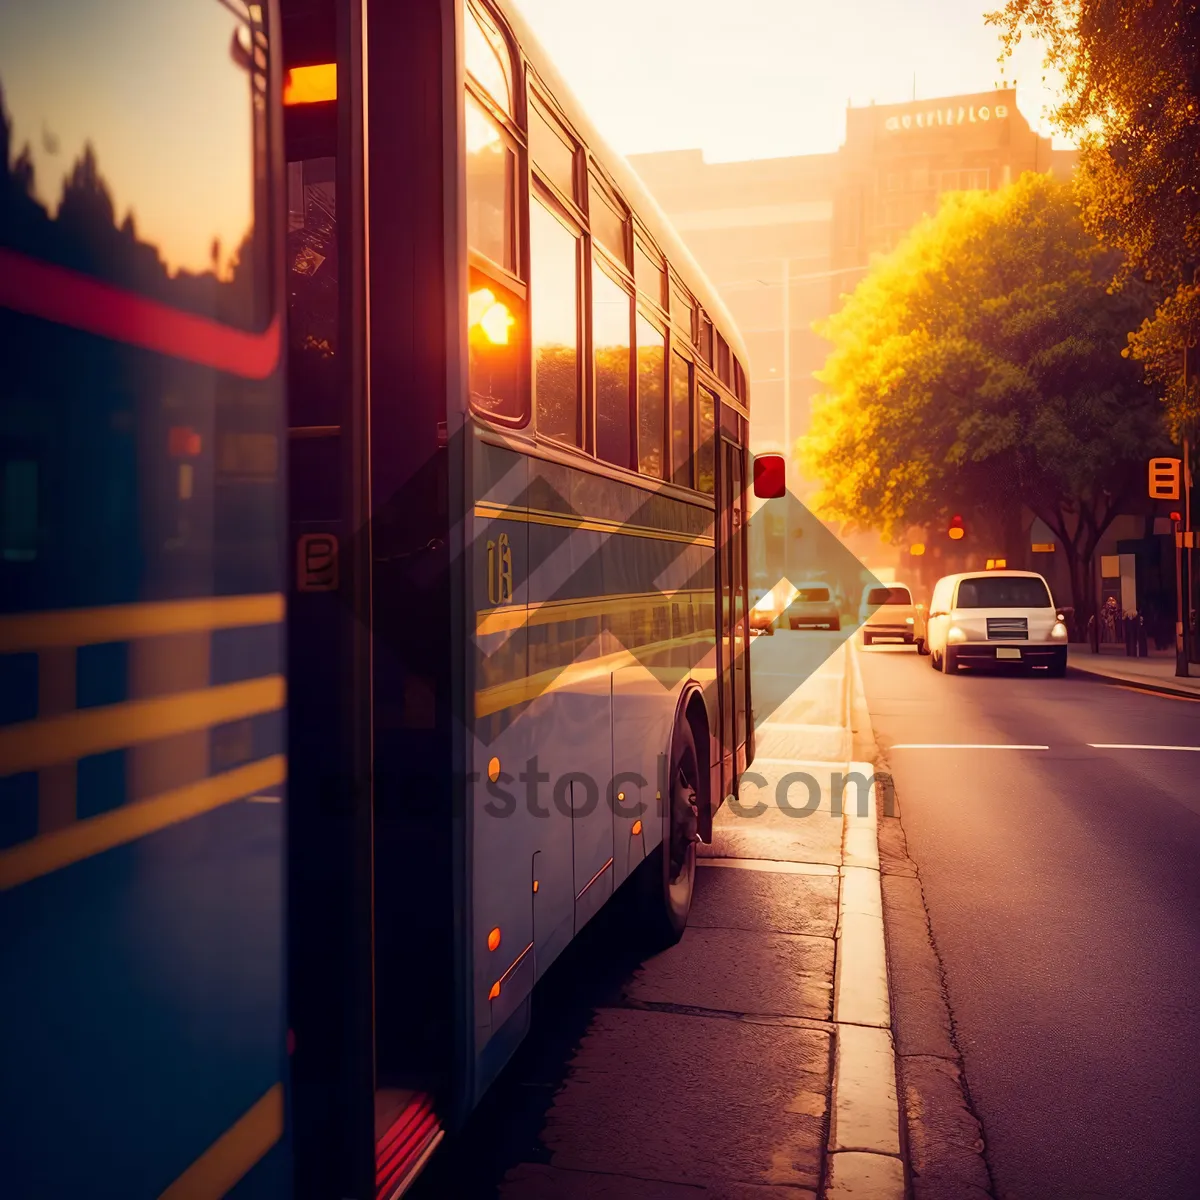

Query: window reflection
[468,268,524,421]
[531,200,579,445]
[589,182,628,266]
[465,94,515,270]
[636,242,666,307]
[697,386,715,495]
[464,1,511,115]
[670,352,692,488]
[593,263,631,468]
[636,315,664,479]
[0,0,267,329]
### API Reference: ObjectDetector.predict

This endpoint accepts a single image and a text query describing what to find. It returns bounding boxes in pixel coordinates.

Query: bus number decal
[486,533,513,606]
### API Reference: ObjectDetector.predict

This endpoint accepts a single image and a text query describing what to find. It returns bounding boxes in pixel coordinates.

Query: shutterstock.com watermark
[468,759,894,821]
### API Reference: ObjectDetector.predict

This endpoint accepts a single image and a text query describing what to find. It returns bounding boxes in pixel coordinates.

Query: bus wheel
[641,716,701,946]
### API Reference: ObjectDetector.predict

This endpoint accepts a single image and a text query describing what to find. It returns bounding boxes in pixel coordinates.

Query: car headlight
[947,626,967,644]
[905,616,914,624]
[1050,621,1068,640]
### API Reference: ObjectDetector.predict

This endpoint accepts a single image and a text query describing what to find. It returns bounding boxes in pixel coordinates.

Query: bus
[0,0,761,1195]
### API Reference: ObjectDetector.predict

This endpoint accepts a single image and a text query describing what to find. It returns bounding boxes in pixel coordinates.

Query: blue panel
[0,772,38,850]
[76,640,128,708]
[0,798,285,1197]
[226,1130,292,1199]
[76,748,128,819]
[0,653,38,725]
[211,625,284,687]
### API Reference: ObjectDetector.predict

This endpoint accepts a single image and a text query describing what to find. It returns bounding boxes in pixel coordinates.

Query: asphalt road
[859,644,1200,1200]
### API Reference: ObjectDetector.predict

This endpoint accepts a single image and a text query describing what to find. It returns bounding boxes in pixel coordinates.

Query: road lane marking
[1087,743,1200,752]
[889,743,1049,750]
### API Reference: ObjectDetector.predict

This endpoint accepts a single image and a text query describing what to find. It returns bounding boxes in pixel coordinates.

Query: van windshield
[794,587,830,602]
[956,576,1051,609]
[867,587,909,606]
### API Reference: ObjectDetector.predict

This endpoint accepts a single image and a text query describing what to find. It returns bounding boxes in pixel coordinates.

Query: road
[859,643,1200,1200]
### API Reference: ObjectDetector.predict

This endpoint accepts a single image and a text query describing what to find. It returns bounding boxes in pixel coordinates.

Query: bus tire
[640,714,700,947]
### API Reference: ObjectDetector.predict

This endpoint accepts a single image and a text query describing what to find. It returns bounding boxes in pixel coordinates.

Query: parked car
[922,570,1068,676]
[748,582,797,635]
[784,583,841,631]
[858,583,918,648]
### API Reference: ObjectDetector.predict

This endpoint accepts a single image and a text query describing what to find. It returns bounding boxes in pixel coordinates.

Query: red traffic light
[948,514,965,541]
[1170,511,1182,523]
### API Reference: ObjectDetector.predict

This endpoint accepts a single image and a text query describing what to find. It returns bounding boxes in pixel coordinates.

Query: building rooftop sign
[884,101,1010,132]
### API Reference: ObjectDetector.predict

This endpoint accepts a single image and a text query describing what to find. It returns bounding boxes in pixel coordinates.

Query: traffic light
[948,514,965,541]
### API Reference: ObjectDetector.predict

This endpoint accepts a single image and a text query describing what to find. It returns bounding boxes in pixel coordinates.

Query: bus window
[464,1,512,115]
[593,262,632,468]
[590,179,629,268]
[670,351,693,488]
[530,100,578,207]
[531,198,580,445]
[697,386,716,495]
[635,238,667,308]
[465,93,516,272]
[636,314,665,478]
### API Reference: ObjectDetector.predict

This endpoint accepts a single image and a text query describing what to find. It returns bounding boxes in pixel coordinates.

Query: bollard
[1138,614,1149,657]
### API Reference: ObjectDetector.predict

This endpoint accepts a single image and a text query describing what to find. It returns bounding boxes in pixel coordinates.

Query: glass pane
[670,352,692,488]
[635,242,665,306]
[697,386,715,495]
[288,157,339,427]
[464,1,511,114]
[465,93,515,270]
[531,200,579,445]
[590,182,628,266]
[468,267,525,421]
[636,315,664,479]
[530,105,577,203]
[0,0,270,331]
[671,287,693,340]
[593,264,632,468]
[956,576,1051,609]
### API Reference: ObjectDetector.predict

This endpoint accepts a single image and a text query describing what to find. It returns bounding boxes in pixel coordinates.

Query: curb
[1067,660,1200,701]
[824,640,905,1200]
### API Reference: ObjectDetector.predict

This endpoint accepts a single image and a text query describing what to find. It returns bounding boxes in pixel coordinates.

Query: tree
[989,0,1200,433]
[805,172,1167,629]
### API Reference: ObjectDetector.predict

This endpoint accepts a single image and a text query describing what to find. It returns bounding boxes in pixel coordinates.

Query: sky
[511,0,1073,163]
[1,0,254,278]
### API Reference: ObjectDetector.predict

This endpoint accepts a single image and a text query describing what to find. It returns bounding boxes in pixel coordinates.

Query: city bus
[0,0,758,1195]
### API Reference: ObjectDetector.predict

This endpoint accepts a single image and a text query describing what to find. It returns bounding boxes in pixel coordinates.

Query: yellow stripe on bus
[158,1082,284,1200]
[475,635,719,718]
[0,676,285,777]
[0,593,284,653]
[0,756,286,891]
[475,588,712,636]
[473,501,715,547]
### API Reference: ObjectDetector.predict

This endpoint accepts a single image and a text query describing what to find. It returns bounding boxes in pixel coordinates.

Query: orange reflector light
[168,426,201,457]
[631,820,642,836]
[948,527,965,540]
[910,543,925,556]
[284,64,336,106]
[488,981,500,1000]
[487,756,501,783]
[532,879,539,893]
[487,927,501,952]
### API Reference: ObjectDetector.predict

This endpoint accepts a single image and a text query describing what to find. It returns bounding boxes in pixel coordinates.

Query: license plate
[996,647,1022,659]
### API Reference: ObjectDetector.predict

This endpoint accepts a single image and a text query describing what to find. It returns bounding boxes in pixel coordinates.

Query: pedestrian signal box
[1148,457,1181,500]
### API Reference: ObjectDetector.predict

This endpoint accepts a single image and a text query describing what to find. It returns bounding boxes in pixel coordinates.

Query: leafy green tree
[805,172,1166,627]
[990,0,1200,433]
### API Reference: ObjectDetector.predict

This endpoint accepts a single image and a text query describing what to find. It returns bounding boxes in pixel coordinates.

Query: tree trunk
[1062,544,1096,642]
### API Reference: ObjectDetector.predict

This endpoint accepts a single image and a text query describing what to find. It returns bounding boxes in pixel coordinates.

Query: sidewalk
[1067,643,1200,697]
[501,637,902,1200]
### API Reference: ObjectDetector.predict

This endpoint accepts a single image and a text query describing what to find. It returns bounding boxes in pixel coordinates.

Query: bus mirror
[753,454,785,499]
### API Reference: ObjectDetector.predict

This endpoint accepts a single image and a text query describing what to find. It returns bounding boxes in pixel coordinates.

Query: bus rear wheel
[640,715,701,946]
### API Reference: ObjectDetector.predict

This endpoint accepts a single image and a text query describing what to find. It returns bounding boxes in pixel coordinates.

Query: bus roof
[490,0,751,380]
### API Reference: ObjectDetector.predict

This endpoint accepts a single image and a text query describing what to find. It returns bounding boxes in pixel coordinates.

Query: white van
[923,570,1067,676]
[859,583,918,647]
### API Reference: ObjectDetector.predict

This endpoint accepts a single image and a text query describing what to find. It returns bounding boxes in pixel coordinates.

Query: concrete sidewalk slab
[1067,644,1200,697]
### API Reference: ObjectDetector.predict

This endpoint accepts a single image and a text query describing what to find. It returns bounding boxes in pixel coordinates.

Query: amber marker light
[631,820,643,836]
[532,879,539,893]
[487,927,501,952]
[488,982,500,1000]
[487,757,501,783]
[283,64,336,106]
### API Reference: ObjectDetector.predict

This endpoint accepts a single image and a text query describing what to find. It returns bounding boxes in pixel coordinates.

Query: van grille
[987,617,1028,640]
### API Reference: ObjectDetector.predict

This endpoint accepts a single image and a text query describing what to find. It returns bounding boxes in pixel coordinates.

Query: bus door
[719,434,749,797]
[283,1,453,1195]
